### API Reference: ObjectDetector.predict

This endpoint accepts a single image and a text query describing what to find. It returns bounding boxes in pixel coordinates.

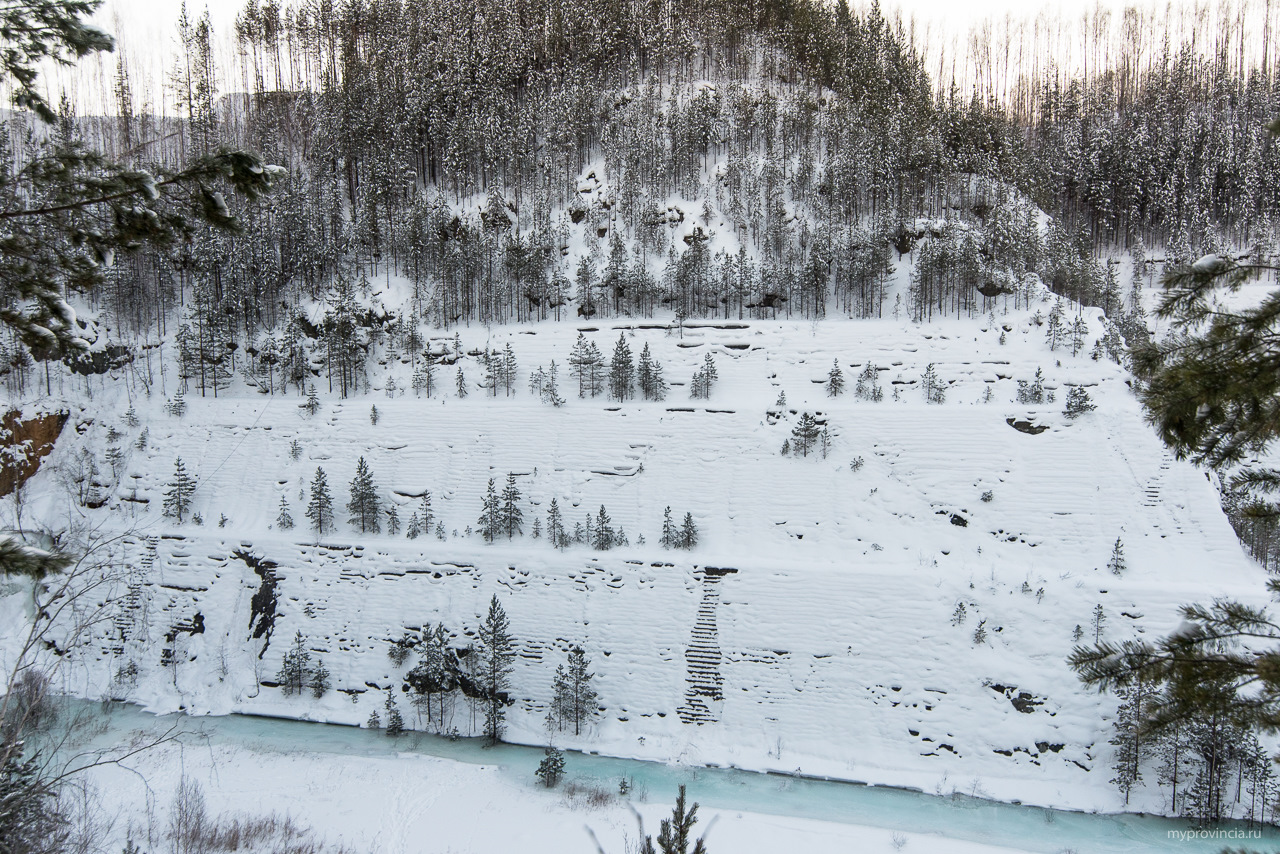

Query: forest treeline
[4,0,1279,383]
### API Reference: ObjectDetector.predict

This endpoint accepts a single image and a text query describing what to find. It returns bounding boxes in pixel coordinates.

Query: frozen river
[47,699,1278,854]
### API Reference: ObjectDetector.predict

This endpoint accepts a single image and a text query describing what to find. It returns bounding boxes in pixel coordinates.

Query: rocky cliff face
[1,410,68,497]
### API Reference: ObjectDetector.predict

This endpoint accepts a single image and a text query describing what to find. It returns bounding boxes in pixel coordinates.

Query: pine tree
[855,364,883,401]
[167,386,187,417]
[276,630,311,696]
[303,384,320,416]
[412,358,436,397]
[544,360,566,407]
[1107,537,1126,576]
[124,405,140,428]
[276,495,294,530]
[585,340,605,397]
[456,366,468,397]
[690,353,718,399]
[1064,386,1096,417]
[638,342,654,398]
[500,472,523,538]
[478,595,515,743]
[1070,316,1090,356]
[163,457,195,523]
[973,619,988,644]
[568,332,592,398]
[406,512,421,539]
[641,786,708,854]
[386,504,400,535]
[1154,714,1192,815]
[790,413,820,456]
[347,457,381,533]
[536,747,565,788]
[1045,299,1066,350]
[547,497,566,548]
[306,467,334,534]
[661,506,678,549]
[592,505,614,550]
[408,622,453,730]
[366,708,381,729]
[826,359,845,396]
[482,348,499,396]
[1092,604,1106,642]
[921,363,945,404]
[370,405,379,425]
[384,691,404,736]
[609,333,634,401]
[310,658,330,698]
[419,491,434,531]
[1016,368,1046,404]
[1110,680,1151,804]
[478,478,500,542]
[502,343,518,395]
[528,364,546,398]
[679,513,698,549]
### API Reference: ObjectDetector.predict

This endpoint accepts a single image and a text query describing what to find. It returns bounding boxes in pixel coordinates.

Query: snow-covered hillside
[3,283,1268,816]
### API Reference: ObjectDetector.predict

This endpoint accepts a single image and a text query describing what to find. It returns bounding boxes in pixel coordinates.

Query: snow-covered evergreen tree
[1109,680,1151,804]
[163,458,195,523]
[310,658,330,698]
[535,747,565,787]
[276,495,294,530]
[166,386,187,417]
[921,363,945,404]
[552,648,598,735]
[1045,299,1066,350]
[1107,537,1126,576]
[544,360,566,407]
[637,342,668,400]
[384,691,404,736]
[790,413,820,456]
[500,473,523,538]
[661,506,678,549]
[680,512,699,548]
[276,630,311,696]
[347,457,381,533]
[547,497,566,548]
[608,333,633,401]
[478,595,515,743]
[1064,386,1096,417]
[478,478,500,542]
[306,467,334,534]
[303,384,320,416]
[826,359,845,396]
[592,505,614,550]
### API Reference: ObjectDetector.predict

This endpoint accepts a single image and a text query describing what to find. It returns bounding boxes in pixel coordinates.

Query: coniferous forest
[8,0,1279,392]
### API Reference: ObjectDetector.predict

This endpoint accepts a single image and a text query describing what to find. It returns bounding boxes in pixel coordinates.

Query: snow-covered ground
[66,700,1254,854]
[3,280,1271,822]
[81,729,1040,854]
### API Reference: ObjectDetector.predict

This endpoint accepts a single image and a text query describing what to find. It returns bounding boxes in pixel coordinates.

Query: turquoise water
[56,700,1280,853]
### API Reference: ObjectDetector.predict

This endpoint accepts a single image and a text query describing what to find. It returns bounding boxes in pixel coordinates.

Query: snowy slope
[4,290,1269,816]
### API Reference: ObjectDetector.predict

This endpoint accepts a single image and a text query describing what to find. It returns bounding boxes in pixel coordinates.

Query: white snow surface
[3,290,1271,820]
[78,731,1038,854]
